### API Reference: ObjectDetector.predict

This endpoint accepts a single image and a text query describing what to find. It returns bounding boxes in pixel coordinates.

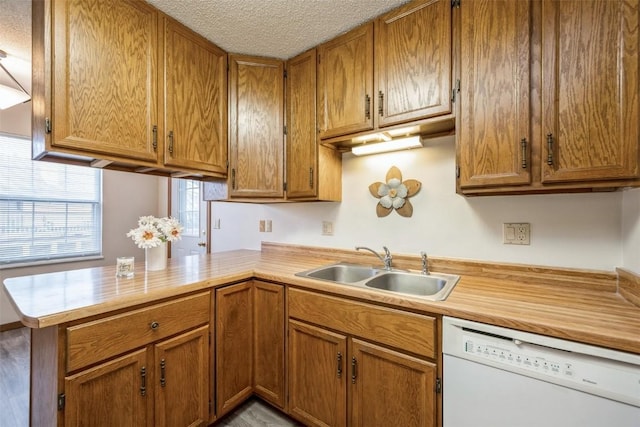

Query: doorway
[169,178,209,257]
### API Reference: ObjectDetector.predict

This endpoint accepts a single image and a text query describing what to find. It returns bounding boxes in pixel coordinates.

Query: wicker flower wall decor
[368,166,421,217]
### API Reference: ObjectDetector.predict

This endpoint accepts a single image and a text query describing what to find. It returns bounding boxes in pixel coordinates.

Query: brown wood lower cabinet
[287,288,439,427]
[253,281,286,408]
[30,292,211,427]
[154,326,210,427]
[289,320,347,427]
[64,326,209,427]
[215,280,286,417]
[64,349,150,426]
[215,282,254,417]
[350,339,436,427]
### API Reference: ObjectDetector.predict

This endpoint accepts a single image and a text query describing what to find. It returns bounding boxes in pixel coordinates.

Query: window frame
[0,133,103,268]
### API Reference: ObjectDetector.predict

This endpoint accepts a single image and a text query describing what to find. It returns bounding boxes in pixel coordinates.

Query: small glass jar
[116,256,135,278]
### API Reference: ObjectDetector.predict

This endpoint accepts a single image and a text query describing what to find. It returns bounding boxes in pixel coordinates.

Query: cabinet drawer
[67,292,210,372]
[288,288,436,359]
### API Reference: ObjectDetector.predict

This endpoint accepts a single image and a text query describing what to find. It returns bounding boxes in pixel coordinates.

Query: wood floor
[0,327,301,427]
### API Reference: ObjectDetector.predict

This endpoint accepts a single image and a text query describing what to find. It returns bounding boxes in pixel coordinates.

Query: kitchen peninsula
[4,243,640,426]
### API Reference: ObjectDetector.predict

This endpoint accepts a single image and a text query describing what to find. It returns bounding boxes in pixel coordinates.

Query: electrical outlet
[259,220,265,232]
[322,221,334,236]
[503,223,530,245]
[265,219,272,232]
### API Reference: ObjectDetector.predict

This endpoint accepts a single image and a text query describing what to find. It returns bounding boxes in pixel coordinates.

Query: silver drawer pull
[150,321,159,330]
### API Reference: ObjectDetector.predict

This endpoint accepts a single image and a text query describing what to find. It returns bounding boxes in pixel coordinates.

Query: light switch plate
[322,221,334,236]
[503,223,530,245]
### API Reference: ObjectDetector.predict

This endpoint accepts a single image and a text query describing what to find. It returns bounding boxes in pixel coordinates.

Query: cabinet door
[51,0,158,162]
[288,320,347,427]
[350,339,436,427]
[375,0,452,127]
[215,282,253,416]
[64,349,150,427]
[318,23,374,139]
[253,281,286,408]
[154,326,209,427]
[163,17,228,176]
[229,55,285,198]
[286,49,318,199]
[458,0,532,188]
[541,0,640,183]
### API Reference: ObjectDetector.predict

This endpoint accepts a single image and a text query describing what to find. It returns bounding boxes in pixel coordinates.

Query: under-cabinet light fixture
[351,135,423,156]
[0,50,31,110]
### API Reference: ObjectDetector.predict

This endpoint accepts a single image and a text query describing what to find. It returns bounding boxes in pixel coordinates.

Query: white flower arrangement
[126,215,183,249]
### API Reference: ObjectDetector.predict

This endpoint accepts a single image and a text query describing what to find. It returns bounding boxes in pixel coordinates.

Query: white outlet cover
[503,223,530,245]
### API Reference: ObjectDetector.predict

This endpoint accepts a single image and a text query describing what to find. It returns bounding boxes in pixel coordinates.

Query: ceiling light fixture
[351,135,423,156]
[0,50,31,110]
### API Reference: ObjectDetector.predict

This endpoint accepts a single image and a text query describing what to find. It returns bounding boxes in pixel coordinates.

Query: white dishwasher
[442,316,640,427]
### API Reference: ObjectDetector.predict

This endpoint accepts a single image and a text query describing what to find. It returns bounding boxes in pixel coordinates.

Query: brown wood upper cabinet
[457,0,640,195]
[228,55,285,198]
[33,0,160,164]
[317,0,453,140]
[286,49,342,201]
[457,0,532,189]
[162,16,228,176]
[540,0,639,184]
[32,0,228,179]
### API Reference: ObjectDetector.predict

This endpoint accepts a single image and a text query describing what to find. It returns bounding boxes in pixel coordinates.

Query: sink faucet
[355,246,393,270]
[421,251,429,275]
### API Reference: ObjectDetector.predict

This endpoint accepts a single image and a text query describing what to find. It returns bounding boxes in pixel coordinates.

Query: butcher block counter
[4,242,640,354]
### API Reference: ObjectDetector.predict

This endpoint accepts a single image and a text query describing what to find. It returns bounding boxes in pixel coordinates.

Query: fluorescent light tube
[351,135,423,156]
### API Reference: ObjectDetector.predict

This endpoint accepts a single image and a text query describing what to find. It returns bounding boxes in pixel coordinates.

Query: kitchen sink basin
[295,263,459,301]
[297,263,381,283]
[365,271,451,297]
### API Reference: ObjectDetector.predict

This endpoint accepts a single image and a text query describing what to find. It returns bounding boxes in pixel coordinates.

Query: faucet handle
[420,251,429,275]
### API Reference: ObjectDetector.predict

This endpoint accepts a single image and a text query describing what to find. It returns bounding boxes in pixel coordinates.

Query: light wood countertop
[4,243,640,355]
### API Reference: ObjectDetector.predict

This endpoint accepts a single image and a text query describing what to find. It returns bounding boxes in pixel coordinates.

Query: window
[0,134,102,266]
[176,179,200,237]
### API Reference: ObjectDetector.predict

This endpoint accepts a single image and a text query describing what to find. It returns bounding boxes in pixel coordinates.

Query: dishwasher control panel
[443,316,640,408]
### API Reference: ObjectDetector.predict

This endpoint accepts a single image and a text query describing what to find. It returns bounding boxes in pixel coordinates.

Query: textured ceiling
[148,0,410,59]
[0,0,32,90]
[0,0,31,62]
[0,0,410,87]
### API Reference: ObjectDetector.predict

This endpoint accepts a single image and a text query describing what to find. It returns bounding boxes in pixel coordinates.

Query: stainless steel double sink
[295,262,460,301]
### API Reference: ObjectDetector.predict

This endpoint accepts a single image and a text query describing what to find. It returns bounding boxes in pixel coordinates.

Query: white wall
[622,188,640,274]
[211,135,624,271]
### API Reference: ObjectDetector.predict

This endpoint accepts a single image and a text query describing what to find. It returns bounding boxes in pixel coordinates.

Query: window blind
[0,134,102,265]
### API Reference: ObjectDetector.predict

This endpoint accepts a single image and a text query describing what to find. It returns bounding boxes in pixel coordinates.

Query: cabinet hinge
[45,118,52,134]
[283,69,287,79]
[57,393,65,411]
[226,159,229,169]
[284,125,287,135]
[436,377,442,393]
[283,182,287,192]
[451,0,460,8]
[452,79,460,103]
[456,165,460,178]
